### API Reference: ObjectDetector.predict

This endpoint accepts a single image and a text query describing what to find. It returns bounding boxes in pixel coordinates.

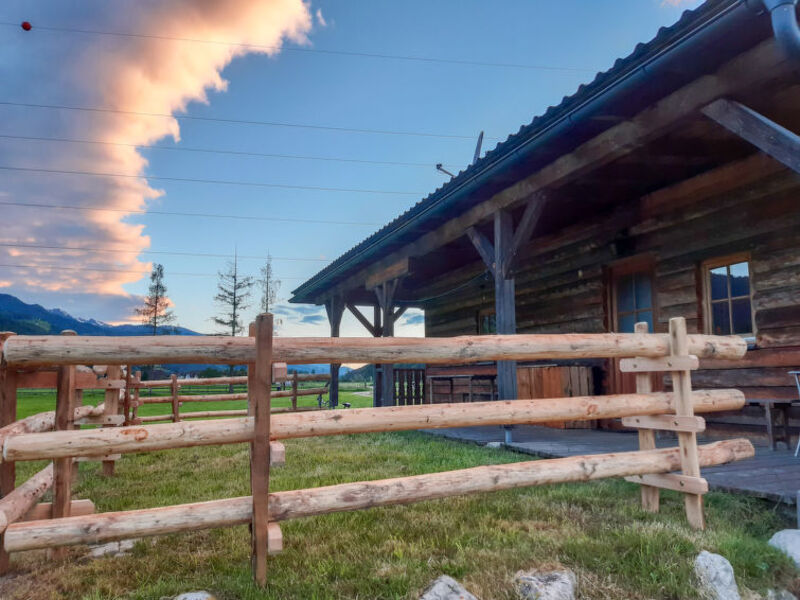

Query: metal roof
[290,0,772,304]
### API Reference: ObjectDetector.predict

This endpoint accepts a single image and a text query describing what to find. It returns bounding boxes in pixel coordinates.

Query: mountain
[0,293,197,336]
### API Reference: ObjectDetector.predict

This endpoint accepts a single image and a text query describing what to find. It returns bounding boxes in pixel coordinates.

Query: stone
[766,590,798,600]
[769,530,800,568]
[419,575,478,600]
[173,593,217,600]
[513,569,576,600]
[693,551,740,600]
[485,442,503,449]
[88,538,136,558]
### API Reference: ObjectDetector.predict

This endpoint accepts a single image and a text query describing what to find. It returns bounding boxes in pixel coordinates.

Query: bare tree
[135,264,176,335]
[259,253,281,313]
[213,251,254,336]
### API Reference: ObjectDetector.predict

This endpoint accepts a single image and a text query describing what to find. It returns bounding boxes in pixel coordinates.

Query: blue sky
[0,0,700,336]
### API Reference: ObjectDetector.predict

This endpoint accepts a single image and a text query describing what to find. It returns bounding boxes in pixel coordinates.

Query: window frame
[476,308,497,335]
[607,255,657,334]
[700,252,756,339]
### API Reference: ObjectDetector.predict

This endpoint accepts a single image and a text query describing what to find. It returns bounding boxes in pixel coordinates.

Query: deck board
[422,425,800,505]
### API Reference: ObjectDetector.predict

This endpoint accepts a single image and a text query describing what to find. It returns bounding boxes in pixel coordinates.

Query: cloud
[316,8,328,28]
[300,314,325,324]
[0,0,313,321]
[400,312,424,326]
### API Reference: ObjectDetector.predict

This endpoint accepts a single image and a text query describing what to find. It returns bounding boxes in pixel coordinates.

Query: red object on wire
[21,21,32,31]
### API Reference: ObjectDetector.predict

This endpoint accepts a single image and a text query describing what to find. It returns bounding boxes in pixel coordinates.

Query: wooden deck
[422,425,800,505]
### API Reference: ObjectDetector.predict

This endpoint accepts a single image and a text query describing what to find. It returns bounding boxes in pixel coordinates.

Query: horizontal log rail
[136,407,319,423]
[0,463,53,533]
[137,373,329,388]
[0,402,106,444]
[1,333,746,367]
[140,387,325,405]
[1,390,744,462]
[3,439,754,551]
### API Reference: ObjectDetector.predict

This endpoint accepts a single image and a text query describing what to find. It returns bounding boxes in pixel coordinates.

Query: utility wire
[0,262,306,279]
[0,100,496,141]
[0,241,330,263]
[0,200,383,227]
[0,20,594,74]
[0,133,459,169]
[0,164,422,196]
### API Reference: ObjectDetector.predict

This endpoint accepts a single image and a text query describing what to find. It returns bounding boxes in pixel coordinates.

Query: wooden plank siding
[423,162,800,426]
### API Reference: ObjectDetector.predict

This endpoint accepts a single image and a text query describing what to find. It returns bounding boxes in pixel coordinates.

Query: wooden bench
[747,398,796,451]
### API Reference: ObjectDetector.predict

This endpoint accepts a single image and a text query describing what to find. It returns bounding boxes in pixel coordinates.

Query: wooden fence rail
[0,318,754,588]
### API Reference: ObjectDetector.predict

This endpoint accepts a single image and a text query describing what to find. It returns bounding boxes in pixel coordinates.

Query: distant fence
[0,318,753,586]
[132,370,331,423]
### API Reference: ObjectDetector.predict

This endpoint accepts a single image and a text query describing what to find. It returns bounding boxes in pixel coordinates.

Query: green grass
[3,390,797,599]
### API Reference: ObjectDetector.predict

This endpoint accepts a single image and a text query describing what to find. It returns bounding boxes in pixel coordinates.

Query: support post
[375,280,399,407]
[52,330,77,559]
[249,314,273,585]
[493,210,518,403]
[171,374,180,423]
[291,371,298,411]
[325,296,345,409]
[670,317,705,530]
[131,371,141,423]
[634,321,659,512]
[0,332,17,574]
[123,365,132,425]
[102,366,121,477]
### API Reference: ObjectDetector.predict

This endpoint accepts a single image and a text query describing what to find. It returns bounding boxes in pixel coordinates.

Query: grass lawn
[2,390,798,599]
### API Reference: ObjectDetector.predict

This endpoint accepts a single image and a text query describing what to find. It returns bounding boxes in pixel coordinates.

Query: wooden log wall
[422,156,800,423]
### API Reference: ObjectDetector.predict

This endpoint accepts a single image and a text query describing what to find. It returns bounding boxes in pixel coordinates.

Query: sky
[0,0,701,337]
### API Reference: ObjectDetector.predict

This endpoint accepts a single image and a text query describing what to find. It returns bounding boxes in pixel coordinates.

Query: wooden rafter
[701,98,800,175]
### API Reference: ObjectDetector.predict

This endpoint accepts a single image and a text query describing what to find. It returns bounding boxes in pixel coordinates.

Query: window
[703,256,754,337]
[478,310,496,335]
[614,272,654,333]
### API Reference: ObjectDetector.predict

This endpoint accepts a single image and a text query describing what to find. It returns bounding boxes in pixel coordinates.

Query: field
[1,388,797,599]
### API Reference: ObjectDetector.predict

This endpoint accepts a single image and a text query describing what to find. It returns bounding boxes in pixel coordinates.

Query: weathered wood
[270,442,285,467]
[123,365,132,425]
[622,415,706,433]
[102,365,121,476]
[249,315,273,585]
[702,98,800,176]
[52,332,77,559]
[0,463,52,531]
[170,374,179,423]
[326,293,343,410]
[74,415,125,426]
[466,226,496,276]
[365,258,410,290]
[2,390,744,461]
[21,499,94,522]
[0,333,16,573]
[267,522,282,555]
[503,196,547,277]
[670,317,705,530]
[346,303,378,337]
[620,355,699,373]
[1,333,747,367]
[0,402,106,443]
[625,473,709,495]
[175,393,248,403]
[3,439,754,551]
[631,321,659,512]
[495,210,518,402]
[15,369,103,390]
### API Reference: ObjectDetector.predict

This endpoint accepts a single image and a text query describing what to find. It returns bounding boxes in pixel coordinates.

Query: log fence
[0,317,754,586]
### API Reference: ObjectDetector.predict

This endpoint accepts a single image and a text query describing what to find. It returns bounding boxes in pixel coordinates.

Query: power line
[0,133,458,169]
[0,100,495,141]
[0,164,422,196]
[0,21,594,74]
[0,200,382,227]
[0,242,330,263]
[0,262,306,279]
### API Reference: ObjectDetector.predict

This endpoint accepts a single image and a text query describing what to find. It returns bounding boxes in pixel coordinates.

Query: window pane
[636,310,654,332]
[729,262,751,297]
[709,267,728,300]
[617,275,635,312]
[711,301,731,335]
[634,274,652,310]
[618,313,636,333]
[731,298,753,335]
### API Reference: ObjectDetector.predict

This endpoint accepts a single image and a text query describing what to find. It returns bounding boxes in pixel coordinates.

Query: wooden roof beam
[701,98,800,175]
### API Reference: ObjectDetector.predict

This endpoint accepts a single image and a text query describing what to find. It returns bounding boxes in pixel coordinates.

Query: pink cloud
[0,0,313,319]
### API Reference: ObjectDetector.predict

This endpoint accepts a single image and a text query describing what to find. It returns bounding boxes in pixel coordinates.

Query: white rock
[88,538,136,558]
[173,593,217,600]
[766,590,798,600]
[693,551,740,600]
[769,530,800,568]
[485,442,503,449]
[419,575,478,600]
[513,569,576,600]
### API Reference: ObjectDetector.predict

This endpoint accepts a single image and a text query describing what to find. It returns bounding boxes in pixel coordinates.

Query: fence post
[249,314,274,585]
[291,372,298,412]
[633,322,659,512]
[670,317,705,530]
[123,365,132,425]
[0,332,17,574]
[130,371,142,423]
[102,365,121,476]
[52,329,77,559]
[171,374,180,423]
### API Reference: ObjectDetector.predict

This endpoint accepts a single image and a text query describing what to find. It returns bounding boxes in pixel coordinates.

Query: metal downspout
[758,0,800,62]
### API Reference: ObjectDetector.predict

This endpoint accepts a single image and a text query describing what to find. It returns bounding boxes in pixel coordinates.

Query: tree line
[135,253,281,336]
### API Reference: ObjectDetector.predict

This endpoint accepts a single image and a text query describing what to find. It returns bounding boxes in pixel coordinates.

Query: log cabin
[290,0,800,443]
